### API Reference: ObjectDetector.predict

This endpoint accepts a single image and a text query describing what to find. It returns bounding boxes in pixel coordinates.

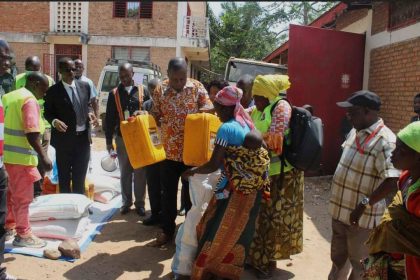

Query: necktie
[70,87,85,126]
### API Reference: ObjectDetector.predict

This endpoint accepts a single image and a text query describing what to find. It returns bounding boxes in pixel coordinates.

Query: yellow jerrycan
[183,113,222,166]
[120,115,166,168]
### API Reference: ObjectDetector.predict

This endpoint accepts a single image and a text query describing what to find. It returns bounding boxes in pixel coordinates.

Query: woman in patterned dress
[182,86,269,280]
[248,74,304,278]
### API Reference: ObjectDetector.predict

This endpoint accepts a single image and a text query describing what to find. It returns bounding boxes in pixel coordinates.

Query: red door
[287,24,365,175]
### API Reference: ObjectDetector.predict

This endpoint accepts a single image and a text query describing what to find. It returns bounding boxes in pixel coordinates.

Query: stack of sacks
[29,194,92,240]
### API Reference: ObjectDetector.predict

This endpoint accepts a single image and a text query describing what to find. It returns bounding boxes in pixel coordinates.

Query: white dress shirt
[62,80,86,132]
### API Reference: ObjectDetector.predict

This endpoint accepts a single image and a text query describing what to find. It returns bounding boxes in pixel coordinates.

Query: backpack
[270,98,324,172]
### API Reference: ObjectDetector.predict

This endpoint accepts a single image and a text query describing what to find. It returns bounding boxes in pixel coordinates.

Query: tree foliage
[209,2,278,75]
[209,2,339,74]
[263,2,338,38]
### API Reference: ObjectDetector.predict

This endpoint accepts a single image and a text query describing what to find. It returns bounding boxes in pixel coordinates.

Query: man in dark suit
[44,57,98,194]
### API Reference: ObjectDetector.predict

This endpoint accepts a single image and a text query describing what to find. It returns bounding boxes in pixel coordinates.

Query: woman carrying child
[182,86,270,280]
[248,74,304,278]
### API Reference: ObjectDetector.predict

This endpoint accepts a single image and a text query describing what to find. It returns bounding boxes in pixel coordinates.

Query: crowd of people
[0,36,419,280]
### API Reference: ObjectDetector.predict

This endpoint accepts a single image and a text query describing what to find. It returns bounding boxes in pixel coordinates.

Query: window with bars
[112,46,151,62]
[113,1,153,19]
[389,1,420,30]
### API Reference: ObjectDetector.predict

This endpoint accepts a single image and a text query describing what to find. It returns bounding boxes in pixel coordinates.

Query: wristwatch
[361,197,371,208]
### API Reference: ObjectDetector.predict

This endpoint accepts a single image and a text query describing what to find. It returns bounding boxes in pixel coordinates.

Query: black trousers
[55,131,90,194]
[145,162,162,218]
[0,168,8,278]
[160,160,191,237]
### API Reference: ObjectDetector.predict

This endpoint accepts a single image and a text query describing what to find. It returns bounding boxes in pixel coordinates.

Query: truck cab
[224,57,288,86]
[97,59,162,130]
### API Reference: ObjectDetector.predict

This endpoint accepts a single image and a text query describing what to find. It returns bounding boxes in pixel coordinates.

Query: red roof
[263,2,348,62]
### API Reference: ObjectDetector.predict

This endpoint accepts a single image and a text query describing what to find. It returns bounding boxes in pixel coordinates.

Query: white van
[96,59,162,130]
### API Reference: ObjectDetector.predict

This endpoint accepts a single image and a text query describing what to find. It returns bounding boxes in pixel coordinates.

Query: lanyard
[355,124,383,155]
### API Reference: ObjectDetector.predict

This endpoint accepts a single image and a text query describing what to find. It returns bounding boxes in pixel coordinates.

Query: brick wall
[88,2,178,38]
[8,42,50,73]
[336,8,369,30]
[371,2,389,35]
[150,47,176,76]
[369,37,420,131]
[86,45,112,87]
[0,2,49,33]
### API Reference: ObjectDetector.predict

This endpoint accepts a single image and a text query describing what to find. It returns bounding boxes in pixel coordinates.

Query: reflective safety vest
[2,87,45,166]
[251,96,293,176]
[15,72,54,129]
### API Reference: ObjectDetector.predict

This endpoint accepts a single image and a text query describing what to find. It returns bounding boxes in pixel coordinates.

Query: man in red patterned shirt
[150,57,212,246]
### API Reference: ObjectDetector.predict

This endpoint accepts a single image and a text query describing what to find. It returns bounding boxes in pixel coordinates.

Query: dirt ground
[4,132,334,280]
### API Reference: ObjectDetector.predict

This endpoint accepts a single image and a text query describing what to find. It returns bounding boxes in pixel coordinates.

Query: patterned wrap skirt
[248,168,304,274]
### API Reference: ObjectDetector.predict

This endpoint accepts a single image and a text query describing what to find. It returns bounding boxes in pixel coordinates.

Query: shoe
[142,216,161,226]
[5,229,16,242]
[178,209,186,216]
[13,234,47,248]
[147,232,172,247]
[120,205,131,215]
[136,207,146,217]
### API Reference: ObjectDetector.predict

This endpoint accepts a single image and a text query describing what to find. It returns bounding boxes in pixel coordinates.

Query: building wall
[86,45,111,86]
[88,2,178,38]
[150,47,177,77]
[369,37,420,131]
[0,2,49,33]
[8,42,50,73]
[371,2,389,35]
[336,8,369,30]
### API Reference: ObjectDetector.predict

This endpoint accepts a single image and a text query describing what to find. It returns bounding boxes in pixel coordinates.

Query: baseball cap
[337,90,381,111]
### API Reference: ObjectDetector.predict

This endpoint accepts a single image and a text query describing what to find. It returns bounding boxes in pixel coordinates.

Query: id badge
[124,110,130,120]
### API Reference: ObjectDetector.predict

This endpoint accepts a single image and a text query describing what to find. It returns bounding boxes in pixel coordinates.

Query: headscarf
[214,86,254,130]
[252,74,291,101]
[397,121,420,153]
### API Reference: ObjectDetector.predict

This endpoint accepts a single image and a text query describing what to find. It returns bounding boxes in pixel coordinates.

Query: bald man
[150,57,212,246]
[3,72,52,248]
[105,63,149,216]
[15,56,55,197]
[15,56,55,89]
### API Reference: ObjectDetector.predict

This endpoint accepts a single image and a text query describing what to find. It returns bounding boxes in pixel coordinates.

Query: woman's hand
[182,167,197,181]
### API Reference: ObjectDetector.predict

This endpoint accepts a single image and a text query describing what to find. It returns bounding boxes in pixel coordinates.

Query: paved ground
[4,132,334,280]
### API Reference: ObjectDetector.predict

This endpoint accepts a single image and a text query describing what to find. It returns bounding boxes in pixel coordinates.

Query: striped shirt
[329,119,400,229]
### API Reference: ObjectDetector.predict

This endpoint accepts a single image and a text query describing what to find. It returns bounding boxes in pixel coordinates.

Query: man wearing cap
[328,90,400,280]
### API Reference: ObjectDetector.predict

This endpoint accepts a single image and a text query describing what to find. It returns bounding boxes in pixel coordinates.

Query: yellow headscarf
[252,74,291,101]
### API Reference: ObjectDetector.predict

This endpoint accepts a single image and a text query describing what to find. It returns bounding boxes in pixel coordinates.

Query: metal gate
[43,44,82,81]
